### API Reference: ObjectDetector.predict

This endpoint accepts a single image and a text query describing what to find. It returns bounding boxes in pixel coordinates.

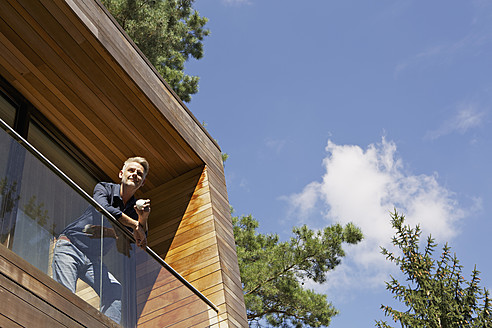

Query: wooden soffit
[0,0,223,192]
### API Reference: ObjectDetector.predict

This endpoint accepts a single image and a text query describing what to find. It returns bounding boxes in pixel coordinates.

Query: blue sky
[185,0,492,326]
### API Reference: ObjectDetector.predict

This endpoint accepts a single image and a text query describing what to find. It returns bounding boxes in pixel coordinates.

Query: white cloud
[284,181,320,222]
[284,138,473,294]
[426,105,485,140]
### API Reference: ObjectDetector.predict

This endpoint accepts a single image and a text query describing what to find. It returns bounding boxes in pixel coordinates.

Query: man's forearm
[118,212,147,248]
[119,213,148,231]
[137,214,148,231]
[118,213,139,230]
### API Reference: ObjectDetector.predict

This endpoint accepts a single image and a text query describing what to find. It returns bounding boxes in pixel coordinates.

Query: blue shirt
[60,182,138,256]
[92,182,138,221]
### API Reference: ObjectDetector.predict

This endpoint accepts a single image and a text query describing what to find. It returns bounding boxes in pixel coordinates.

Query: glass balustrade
[0,119,218,327]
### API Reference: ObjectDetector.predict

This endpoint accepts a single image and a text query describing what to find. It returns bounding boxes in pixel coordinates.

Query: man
[52,157,150,324]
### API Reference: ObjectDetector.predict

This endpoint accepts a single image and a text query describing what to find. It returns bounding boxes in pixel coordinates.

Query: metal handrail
[0,118,219,313]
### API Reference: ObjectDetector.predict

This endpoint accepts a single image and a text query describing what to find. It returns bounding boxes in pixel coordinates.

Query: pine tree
[102,0,209,102]
[234,214,363,327]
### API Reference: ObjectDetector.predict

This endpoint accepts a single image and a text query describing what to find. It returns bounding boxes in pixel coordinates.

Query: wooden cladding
[0,0,248,326]
[142,166,248,327]
[135,264,218,327]
[0,0,206,190]
[0,243,118,328]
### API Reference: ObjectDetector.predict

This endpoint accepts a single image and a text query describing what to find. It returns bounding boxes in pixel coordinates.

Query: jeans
[52,239,122,324]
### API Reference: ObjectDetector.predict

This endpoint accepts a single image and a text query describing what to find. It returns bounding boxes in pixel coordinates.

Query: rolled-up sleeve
[93,183,122,219]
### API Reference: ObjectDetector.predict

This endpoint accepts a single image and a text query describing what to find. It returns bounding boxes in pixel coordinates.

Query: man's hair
[123,157,149,177]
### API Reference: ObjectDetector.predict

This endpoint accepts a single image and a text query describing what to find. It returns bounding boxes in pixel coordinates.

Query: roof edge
[93,0,221,152]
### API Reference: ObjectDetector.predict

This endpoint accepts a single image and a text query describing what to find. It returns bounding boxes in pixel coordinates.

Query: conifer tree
[102,0,209,102]
[376,211,492,328]
[233,214,363,327]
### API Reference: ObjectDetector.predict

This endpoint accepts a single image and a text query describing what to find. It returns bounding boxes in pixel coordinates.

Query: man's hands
[135,199,151,217]
[113,200,150,249]
[134,199,150,248]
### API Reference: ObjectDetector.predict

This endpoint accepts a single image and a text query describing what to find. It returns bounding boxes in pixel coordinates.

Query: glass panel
[136,253,219,327]
[27,120,98,194]
[0,138,23,247]
[0,124,105,314]
[0,123,102,303]
[101,218,218,327]
[101,218,136,326]
[0,121,218,327]
[11,143,90,272]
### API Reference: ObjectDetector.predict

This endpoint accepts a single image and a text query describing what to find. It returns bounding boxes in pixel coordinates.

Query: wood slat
[163,309,215,328]
[0,313,23,328]
[165,244,219,273]
[139,300,212,328]
[148,206,214,245]
[138,295,202,326]
[2,1,128,158]
[0,280,78,328]
[144,164,247,325]
[135,265,214,328]
[75,280,100,310]
[165,233,217,263]
[0,244,118,327]
[165,230,217,260]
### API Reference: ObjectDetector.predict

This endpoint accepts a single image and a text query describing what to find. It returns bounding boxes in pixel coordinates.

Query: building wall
[143,166,248,327]
[0,243,119,328]
[0,0,248,326]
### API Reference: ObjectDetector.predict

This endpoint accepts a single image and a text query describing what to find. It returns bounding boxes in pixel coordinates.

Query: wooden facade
[0,243,119,328]
[0,0,247,327]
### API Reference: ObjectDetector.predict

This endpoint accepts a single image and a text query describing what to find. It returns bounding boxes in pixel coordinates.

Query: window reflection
[0,92,16,128]
[28,120,98,194]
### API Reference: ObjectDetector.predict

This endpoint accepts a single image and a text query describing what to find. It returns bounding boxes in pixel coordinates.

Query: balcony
[0,118,218,327]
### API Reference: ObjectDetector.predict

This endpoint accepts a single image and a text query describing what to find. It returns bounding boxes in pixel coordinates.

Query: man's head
[123,157,149,177]
[119,157,149,190]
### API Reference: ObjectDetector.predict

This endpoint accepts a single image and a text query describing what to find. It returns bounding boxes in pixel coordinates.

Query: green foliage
[102,0,209,102]
[233,214,363,327]
[376,210,492,328]
[221,152,229,164]
[23,195,54,233]
[0,178,20,213]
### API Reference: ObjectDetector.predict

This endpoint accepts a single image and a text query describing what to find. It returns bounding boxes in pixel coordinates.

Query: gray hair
[123,157,149,177]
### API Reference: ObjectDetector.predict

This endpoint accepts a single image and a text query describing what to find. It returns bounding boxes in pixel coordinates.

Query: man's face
[119,162,145,190]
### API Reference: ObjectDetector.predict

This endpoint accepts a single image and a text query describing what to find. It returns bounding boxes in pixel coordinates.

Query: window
[27,119,99,193]
[0,78,101,194]
[0,89,16,128]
